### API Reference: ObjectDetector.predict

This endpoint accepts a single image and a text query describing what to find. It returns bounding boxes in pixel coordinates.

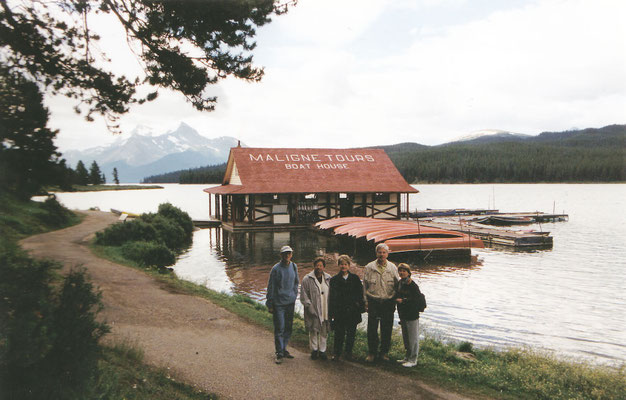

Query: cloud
[51,0,626,152]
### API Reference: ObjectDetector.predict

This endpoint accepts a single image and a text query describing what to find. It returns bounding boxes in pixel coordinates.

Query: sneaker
[311,350,319,360]
[402,361,417,368]
[275,353,283,364]
[381,354,390,362]
[283,350,294,359]
[365,354,375,363]
[396,358,408,364]
[319,352,328,361]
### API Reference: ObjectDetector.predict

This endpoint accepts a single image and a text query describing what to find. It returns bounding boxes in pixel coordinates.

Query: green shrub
[0,244,109,400]
[37,196,73,226]
[142,214,190,250]
[458,341,474,353]
[156,202,193,236]
[94,203,193,270]
[121,241,176,268]
[95,219,158,246]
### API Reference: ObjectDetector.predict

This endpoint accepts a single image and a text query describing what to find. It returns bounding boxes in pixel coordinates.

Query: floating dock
[404,209,568,222]
[420,221,553,248]
[403,210,568,248]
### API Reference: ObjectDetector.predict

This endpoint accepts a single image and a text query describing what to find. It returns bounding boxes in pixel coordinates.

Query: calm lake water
[44,183,626,365]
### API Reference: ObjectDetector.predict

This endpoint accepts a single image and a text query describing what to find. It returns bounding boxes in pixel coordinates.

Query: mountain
[61,123,241,183]
[449,129,532,144]
[445,125,625,147]
[529,124,626,147]
[382,124,625,183]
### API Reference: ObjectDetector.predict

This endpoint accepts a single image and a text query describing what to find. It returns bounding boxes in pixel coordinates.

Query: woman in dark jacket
[394,263,423,367]
[329,254,364,361]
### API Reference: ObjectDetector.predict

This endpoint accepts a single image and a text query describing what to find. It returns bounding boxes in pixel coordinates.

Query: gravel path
[20,211,471,400]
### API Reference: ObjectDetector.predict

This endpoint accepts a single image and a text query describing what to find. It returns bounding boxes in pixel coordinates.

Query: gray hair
[375,243,389,252]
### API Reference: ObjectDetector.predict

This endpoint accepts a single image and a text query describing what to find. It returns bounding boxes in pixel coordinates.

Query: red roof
[205,147,418,194]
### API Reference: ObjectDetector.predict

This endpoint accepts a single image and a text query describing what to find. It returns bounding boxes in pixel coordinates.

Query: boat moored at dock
[315,217,484,259]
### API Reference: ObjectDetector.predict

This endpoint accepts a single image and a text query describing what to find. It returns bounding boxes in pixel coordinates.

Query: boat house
[204,147,418,230]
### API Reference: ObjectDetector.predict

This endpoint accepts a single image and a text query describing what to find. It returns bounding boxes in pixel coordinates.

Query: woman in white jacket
[300,257,332,360]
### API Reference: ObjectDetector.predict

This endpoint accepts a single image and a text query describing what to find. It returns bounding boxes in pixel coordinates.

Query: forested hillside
[383,124,624,183]
[387,142,623,183]
[143,163,226,184]
[143,125,625,184]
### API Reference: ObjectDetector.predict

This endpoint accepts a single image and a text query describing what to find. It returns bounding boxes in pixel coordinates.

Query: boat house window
[260,194,279,204]
[374,193,390,202]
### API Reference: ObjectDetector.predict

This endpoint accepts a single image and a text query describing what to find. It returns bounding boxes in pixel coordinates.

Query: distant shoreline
[45,184,164,193]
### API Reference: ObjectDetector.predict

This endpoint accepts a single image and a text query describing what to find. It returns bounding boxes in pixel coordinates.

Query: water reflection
[175,227,486,312]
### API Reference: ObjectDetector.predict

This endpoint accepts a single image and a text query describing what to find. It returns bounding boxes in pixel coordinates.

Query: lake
[42,183,626,365]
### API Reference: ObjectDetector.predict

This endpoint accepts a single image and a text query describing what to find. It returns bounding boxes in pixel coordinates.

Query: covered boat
[315,217,484,258]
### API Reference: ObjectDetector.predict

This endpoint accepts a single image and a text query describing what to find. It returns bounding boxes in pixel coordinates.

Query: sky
[49,0,626,152]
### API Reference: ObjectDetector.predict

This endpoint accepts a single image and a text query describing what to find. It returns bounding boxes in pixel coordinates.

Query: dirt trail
[20,211,470,400]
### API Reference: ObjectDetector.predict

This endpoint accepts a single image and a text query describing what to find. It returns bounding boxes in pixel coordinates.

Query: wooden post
[405,192,409,220]
[208,193,212,219]
[251,195,256,225]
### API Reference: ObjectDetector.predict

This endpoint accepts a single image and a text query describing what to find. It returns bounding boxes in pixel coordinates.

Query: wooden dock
[404,210,568,248]
[420,221,553,248]
[404,209,568,222]
[220,221,311,232]
[403,208,498,218]
[192,219,222,228]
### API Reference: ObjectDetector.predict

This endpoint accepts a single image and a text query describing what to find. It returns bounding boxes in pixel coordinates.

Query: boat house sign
[249,152,376,170]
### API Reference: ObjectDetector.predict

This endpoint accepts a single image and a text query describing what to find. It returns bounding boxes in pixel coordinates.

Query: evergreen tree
[0,67,59,199]
[54,160,75,192]
[112,168,120,185]
[88,161,103,185]
[75,161,89,186]
[0,0,294,132]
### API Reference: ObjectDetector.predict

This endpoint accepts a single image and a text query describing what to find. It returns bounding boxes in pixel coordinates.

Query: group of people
[265,243,424,368]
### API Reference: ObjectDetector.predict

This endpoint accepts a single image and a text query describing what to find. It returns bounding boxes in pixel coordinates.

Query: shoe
[311,350,319,360]
[381,354,390,362]
[366,354,375,363]
[319,352,328,360]
[275,353,283,364]
[402,361,417,368]
[283,350,294,359]
[396,358,408,364]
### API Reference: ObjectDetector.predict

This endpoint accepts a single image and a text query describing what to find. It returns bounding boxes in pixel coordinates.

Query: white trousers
[309,324,328,352]
[400,319,420,363]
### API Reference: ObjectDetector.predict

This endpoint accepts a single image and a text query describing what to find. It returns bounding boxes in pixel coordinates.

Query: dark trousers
[333,319,357,356]
[367,298,395,355]
[272,303,295,355]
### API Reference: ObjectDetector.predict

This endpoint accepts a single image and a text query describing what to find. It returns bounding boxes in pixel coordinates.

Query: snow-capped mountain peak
[452,129,531,143]
[60,122,241,182]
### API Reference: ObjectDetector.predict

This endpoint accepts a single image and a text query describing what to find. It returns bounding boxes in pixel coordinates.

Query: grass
[95,341,214,400]
[0,192,82,244]
[93,244,626,400]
